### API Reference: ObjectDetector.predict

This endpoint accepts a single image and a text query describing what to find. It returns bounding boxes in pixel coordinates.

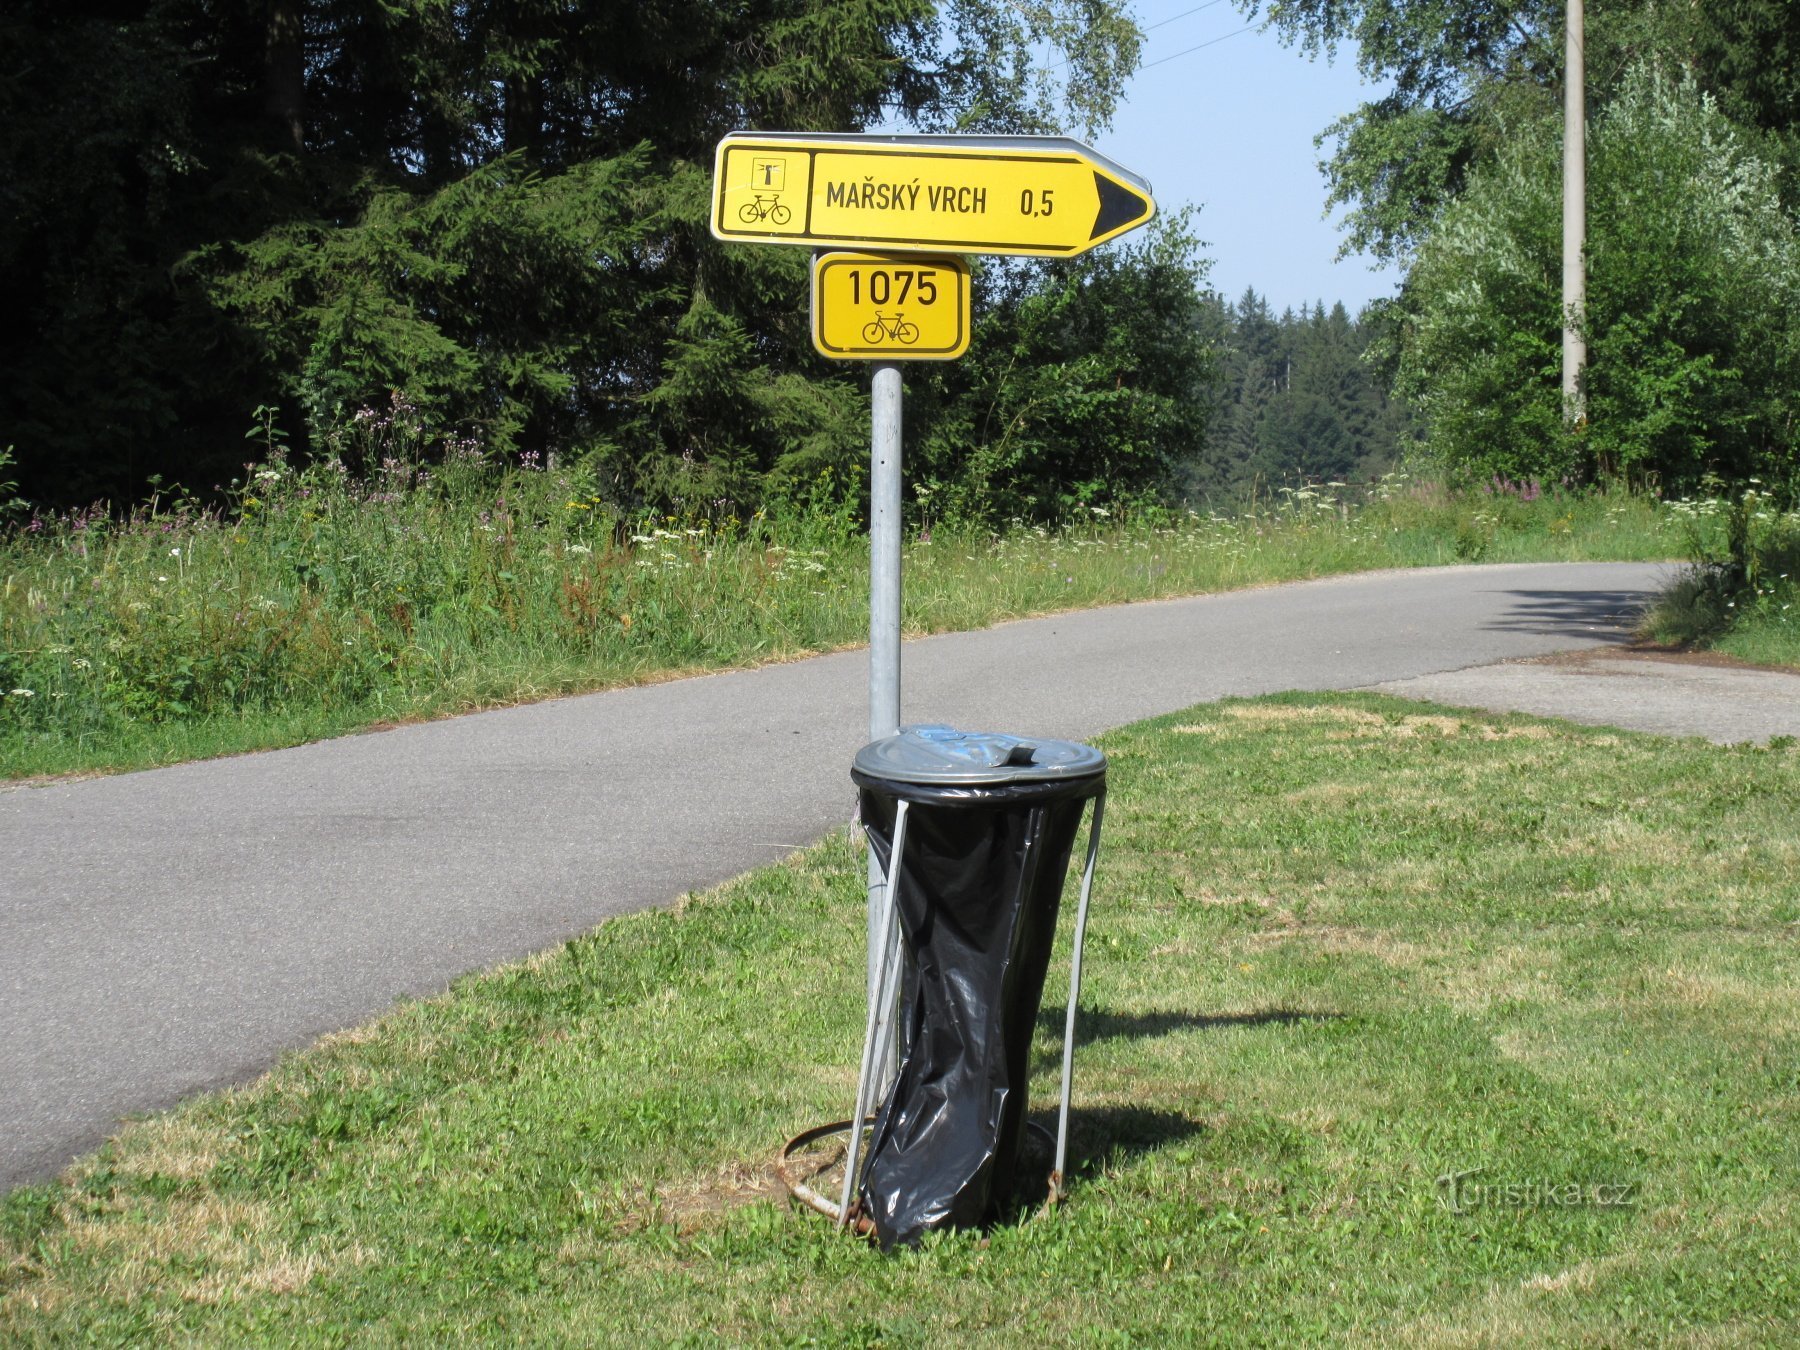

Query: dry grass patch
[1220,703,1384,727]
[1604,959,1800,1036]
[1549,815,1693,866]
[32,1193,353,1307]
[654,1161,787,1236]
[1378,1253,1645,1349]
[1480,723,1563,742]
[1425,942,1568,1015]
[1283,780,1378,807]
[1169,875,1285,909]
[76,1117,235,1189]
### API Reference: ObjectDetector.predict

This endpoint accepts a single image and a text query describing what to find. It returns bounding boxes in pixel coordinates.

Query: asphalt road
[1,561,1671,1191]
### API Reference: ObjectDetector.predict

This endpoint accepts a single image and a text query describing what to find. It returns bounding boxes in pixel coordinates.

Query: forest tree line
[1187,290,1409,501]
[3,0,1204,522]
[5,0,1800,521]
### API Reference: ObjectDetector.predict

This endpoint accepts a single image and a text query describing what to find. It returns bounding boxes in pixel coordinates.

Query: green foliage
[201,147,682,468]
[1186,289,1410,501]
[1244,0,1563,261]
[0,447,28,525]
[2,0,1156,516]
[1646,489,1800,661]
[1687,0,1800,202]
[908,217,1218,523]
[928,0,1142,135]
[1248,0,1800,263]
[1233,0,1800,507]
[1397,66,1800,491]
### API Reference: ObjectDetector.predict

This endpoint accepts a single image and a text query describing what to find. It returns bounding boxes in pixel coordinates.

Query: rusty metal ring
[778,1119,1062,1234]
[777,1119,875,1234]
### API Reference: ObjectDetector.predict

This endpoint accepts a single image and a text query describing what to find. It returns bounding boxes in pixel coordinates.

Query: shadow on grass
[1056,1103,1208,1181]
[997,1103,1213,1220]
[990,1005,1346,1221]
[1031,1005,1344,1074]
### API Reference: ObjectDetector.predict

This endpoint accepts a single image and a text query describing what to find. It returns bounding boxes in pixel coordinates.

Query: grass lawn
[4,693,1797,1344]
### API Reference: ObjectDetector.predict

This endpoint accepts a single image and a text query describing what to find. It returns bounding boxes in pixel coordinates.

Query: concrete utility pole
[1563,0,1587,423]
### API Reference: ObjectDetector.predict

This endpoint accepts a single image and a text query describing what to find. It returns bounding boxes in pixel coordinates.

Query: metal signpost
[864,359,902,1003]
[711,129,1154,1176]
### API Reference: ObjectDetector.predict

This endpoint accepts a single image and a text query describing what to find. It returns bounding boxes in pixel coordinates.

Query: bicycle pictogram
[738,194,792,225]
[861,312,920,345]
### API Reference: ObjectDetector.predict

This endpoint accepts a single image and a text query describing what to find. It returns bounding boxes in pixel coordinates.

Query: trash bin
[847,725,1107,1249]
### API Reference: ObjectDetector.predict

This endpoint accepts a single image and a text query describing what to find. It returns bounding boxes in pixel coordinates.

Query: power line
[1046,0,1232,72]
[1139,22,1260,69]
[1145,0,1233,34]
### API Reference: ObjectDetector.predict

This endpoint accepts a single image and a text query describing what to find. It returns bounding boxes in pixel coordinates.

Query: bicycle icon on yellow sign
[738,194,792,225]
[862,312,920,345]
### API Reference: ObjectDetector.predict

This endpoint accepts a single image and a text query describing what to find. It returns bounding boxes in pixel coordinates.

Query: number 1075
[847,269,940,306]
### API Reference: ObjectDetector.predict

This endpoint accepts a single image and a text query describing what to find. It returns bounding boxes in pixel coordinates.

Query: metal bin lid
[853,724,1106,786]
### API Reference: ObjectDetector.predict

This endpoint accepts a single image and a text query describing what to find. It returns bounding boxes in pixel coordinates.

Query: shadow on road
[1481,587,1659,640]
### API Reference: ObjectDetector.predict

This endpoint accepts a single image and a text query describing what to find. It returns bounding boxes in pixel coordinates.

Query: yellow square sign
[716,145,808,237]
[810,252,970,361]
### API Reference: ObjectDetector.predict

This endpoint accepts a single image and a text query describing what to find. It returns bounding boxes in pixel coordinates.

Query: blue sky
[1088,4,1402,315]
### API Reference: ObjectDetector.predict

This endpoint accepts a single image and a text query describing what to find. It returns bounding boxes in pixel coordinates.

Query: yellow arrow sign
[811,252,970,361]
[712,133,1154,258]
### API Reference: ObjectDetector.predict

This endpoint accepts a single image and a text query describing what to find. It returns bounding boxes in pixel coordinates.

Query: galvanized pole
[1562,0,1587,423]
[867,362,903,1009]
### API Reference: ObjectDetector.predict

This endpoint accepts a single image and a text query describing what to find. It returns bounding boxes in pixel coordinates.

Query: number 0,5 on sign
[811,252,970,361]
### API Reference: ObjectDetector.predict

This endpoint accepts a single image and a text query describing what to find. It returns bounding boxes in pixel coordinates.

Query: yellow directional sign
[712,133,1154,258]
[811,252,970,361]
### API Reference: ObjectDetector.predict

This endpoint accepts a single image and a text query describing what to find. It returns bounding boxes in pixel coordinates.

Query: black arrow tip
[1091,172,1152,240]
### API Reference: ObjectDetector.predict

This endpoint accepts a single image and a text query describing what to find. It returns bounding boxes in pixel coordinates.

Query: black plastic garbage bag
[852,727,1105,1251]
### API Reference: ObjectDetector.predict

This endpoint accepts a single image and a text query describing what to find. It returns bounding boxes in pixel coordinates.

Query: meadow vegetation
[2,693,1794,1342]
[1643,486,1800,668]
[1,430,1682,781]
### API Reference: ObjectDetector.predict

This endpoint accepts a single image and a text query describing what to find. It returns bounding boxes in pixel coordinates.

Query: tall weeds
[1644,487,1800,660]
[2,436,1680,779]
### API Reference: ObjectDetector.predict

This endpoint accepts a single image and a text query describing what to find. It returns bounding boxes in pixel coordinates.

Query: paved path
[1373,646,1800,745]
[0,560,1717,1190]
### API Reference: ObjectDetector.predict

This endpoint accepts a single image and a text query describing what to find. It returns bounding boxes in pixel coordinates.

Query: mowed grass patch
[3,694,1797,1343]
